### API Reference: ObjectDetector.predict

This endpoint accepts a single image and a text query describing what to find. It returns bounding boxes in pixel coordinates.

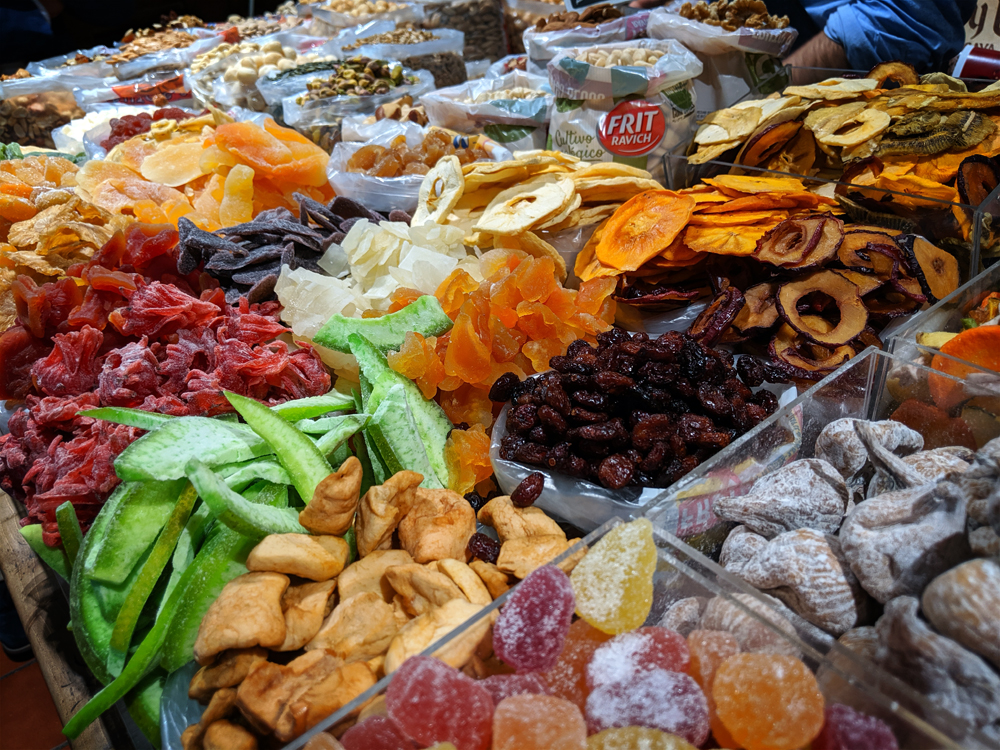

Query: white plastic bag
[341,114,426,142]
[546,39,701,180]
[486,54,527,78]
[112,30,228,81]
[26,45,117,79]
[73,71,195,111]
[525,10,651,76]
[647,4,796,117]
[422,70,552,150]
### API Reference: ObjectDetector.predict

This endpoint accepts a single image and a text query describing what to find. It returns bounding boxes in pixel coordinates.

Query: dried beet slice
[777,270,868,347]
[736,121,802,168]
[732,281,779,333]
[688,286,744,346]
[754,215,837,269]
[834,269,883,297]
[896,234,960,302]
[956,155,1000,207]
[867,61,919,87]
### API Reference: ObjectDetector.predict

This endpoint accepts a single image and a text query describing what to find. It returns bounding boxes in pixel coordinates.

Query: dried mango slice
[139,142,208,187]
[684,224,770,256]
[219,164,255,227]
[214,122,293,171]
[594,191,695,272]
[704,175,806,194]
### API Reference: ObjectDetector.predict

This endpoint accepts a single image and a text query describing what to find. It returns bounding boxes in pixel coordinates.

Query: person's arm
[784,30,848,69]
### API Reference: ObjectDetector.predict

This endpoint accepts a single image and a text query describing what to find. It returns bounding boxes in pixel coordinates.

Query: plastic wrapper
[282,67,435,152]
[327,128,512,213]
[26,45,117,79]
[111,30,228,82]
[254,44,347,107]
[647,3,797,117]
[309,2,424,34]
[466,59,491,80]
[503,0,561,55]
[74,71,195,112]
[422,70,552,150]
[547,39,701,182]
[0,74,93,148]
[160,662,201,750]
[345,28,468,87]
[525,10,651,75]
[341,113,426,141]
[486,54,527,78]
[420,0,507,62]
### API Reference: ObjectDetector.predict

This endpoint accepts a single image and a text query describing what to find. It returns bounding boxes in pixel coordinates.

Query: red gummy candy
[586,627,690,690]
[480,673,551,705]
[341,716,414,750]
[494,565,575,673]
[585,668,710,746]
[813,704,899,750]
[385,656,493,750]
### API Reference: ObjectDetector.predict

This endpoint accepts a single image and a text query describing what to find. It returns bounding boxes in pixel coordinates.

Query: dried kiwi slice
[777,270,868,347]
[896,234,960,302]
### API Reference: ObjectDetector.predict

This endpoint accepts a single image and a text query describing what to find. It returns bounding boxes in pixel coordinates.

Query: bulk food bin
[246,518,978,750]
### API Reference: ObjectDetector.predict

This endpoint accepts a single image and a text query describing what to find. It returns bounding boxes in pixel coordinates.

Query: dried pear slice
[957,155,1000,207]
[815,109,891,148]
[732,281,779,333]
[413,155,465,226]
[473,175,574,235]
[755,214,842,269]
[863,287,921,318]
[837,230,900,275]
[891,276,928,302]
[736,121,802,168]
[688,286,744,347]
[777,270,868,347]
[770,323,854,379]
[867,61,919,87]
[694,106,762,146]
[768,129,817,175]
[896,234,960,302]
[835,269,884,297]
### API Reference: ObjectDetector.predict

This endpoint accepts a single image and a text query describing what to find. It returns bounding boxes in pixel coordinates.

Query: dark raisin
[567,339,594,358]
[464,492,488,513]
[537,405,568,434]
[632,414,674,450]
[466,532,501,564]
[500,433,526,460]
[596,327,629,348]
[571,390,607,410]
[568,407,608,424]
[561,373,592,392]
[574,421,619,442]
[507,404,538,433]
[489,371,521,402]
[513,442,549,465]
[511,471,544,507]
[528,425,550,444]
[736,356,765,387]
[543,382,572,415]
[598,453,635,489]
[550,356,591,374]
[593,370,634,392]
[554,454,589,477]
[640,441,668,472]
[514,390,541,405]
[697,382,733,418]
[751,389,779,414]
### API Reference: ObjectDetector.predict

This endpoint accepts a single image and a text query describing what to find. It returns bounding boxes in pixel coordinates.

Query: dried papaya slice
[683,224,768,257]
[929,326,1000,410]
[956,154,1000,207]
[595,190,694,271]
[777,270,868,347]
[896,234,960,302]
[703,174,806,195]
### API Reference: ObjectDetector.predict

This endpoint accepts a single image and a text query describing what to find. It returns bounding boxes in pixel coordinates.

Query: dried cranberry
[489,371,521,402]
[511,472,544,507]
[598,454,634,489]
[466,532,501,564]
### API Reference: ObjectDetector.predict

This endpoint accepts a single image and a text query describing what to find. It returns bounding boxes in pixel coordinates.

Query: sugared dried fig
[867,446,972,497]
[814,418,922,481]
[658,596,708,636]
[715,459,848,538]
[816,626,879,706]
[719,525,768,574]
[921,558,1000,669]
[700,593,800,657]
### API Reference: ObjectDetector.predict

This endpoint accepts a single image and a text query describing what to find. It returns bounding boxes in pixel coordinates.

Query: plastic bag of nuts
[524,8,651,74]
[503,0,563,54]
[0,74,89,148]
[420,0,508,62]
[343,28,468,87]
[309,1,424,34]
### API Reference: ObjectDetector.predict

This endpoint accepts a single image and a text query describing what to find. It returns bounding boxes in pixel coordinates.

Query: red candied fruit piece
[123,223,179,268]
[480,673,551,705]
[30,325,105,397]
[84,266,139,294]
[109,279,222,338]
[14,276,83,338]
[813,704,899,750]
[0,326,52,400]
[341,716,414,750]
[152,107,194,122]
[889,398,976,450]
[98,338,160,407]
[385,655,493,750]
[585,668,710,746]
[544,619,613,711]
[586,626,690,690]
[494,565,575,673]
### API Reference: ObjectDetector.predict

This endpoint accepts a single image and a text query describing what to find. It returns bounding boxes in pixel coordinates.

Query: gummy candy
[713,653,824,750]
[341,716,414,750]
[494,565,575,673]
[218,164,255,227]
[586,627,689,690]
[686,630,739,749]
[544,619,613,711]
[570,518,657,635]
[812,704,899,750]
[585,668,709,746]
[493,694,587,750]
[585,727,698,750]
[479,673,550,705]
[385,656,493,750]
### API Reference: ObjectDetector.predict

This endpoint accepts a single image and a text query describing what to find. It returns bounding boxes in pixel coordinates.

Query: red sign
[598,100,665,158]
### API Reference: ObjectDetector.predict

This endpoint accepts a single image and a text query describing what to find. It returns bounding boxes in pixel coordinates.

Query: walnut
[236,650,342,735]
[385,563,467,616]
[477,495,565,543]
[300,456,363,536]
[398,488,476,563]
[356,470,423,556]
[435,558,493,605]
[194,572,289,665]
[305,591,399,662]
[469,560,510,599]
[337,549,414,602]
[384,599,493,674]
[189,648,269,703]
[495,535,582,579]
[277,580,337,652]
[922,558,1000,669]
[246,534,350,581]
[273,662,376,742]
[204,720,257,750]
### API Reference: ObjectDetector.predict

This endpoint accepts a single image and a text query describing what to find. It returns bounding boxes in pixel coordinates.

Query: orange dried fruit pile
[75,117,333,231]
[348,130,492,177]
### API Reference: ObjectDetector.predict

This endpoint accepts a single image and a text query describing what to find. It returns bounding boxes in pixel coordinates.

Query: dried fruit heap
[347,129,492,178]
[493,328,778,490]
[0,223,330,544]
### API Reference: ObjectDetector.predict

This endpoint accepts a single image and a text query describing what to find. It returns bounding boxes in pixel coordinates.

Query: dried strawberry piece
[0,326,52,400]
[31,326,105,397]
[14,277,83,338]
[99,338,161,407]
[110,279,222,338]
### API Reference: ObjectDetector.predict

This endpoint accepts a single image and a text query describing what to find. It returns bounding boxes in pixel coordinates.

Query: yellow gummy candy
[571,517,656,634]
[219,164,255,227]
[587,727,698,750]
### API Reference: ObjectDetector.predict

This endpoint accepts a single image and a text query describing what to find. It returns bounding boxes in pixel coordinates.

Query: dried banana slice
[412,155,464,226]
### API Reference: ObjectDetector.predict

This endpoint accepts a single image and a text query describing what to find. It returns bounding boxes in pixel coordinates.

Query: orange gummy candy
[444,423,492,495]
[493,694,587,750]
[713,653,824,750]
[387,287,424,313]
[687,630,740,749]
[544,619,613,712]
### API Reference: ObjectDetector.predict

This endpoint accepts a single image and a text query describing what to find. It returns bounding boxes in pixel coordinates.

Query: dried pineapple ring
[413,155,465,227]
[814,109,891,148]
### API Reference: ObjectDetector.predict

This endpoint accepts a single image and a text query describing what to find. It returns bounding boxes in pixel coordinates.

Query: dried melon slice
[595,190,695,271]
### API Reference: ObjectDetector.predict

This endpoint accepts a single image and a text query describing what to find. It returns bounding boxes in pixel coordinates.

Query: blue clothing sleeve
[798,0,974,72]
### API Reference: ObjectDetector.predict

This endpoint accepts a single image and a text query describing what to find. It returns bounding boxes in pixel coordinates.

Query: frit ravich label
[598,100,666,158]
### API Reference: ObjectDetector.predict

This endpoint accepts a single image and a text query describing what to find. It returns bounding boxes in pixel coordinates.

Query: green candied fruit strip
[79,407,175,431]
[55,501,84,568]
[224,391,332,504]
[187,459,303,538]
[367,384,442,488]
[314,293,453,354]
[270,391,356,420]
[216,457,292,490]
[19,525,71,581]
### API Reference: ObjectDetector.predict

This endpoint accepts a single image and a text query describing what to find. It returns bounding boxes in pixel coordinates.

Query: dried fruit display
[493,328,779,490]
[347,129,492,177]
[579,177,961,381]
[678,0,789,30]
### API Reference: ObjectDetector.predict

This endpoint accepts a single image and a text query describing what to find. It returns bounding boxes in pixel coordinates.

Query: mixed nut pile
[678,0,790,30]
[322,0,406,17]
[573,46,666,68]
[534,4,623,32]
[297,58,415,101]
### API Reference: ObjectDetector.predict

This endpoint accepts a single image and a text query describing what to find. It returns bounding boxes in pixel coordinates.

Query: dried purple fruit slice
[777,270,868,347]
[689,287,744,347]
[755,215,841,269]
[896,234,960,302]
[732,281,779,334]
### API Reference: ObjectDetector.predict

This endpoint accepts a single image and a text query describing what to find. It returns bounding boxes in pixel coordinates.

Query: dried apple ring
[777,270,868,347]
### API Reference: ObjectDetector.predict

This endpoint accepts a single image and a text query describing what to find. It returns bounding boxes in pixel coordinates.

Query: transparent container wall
[972,178,1000,266]
[282,517,973,750]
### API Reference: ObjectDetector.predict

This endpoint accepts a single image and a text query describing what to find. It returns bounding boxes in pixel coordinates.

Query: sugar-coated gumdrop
[687,630,740,748]
[341,716,414,750]
[586,727,697,750]
[480,673,551,705]
[494,565,575,673]
[585,668,709,746]
[713,653,825,750]
[812,704,899,750]
[492,694,587,750]
[386,656,494,750]
[544,619,613,711]
[571,519,657,635]
[586,627,689,690]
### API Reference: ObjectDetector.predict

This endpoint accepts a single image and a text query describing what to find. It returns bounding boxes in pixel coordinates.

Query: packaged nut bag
[546,39,701,182]
[648,1,797,117]
[0,73,92,148]
[420,0,508,63]
[525,8,651,75]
